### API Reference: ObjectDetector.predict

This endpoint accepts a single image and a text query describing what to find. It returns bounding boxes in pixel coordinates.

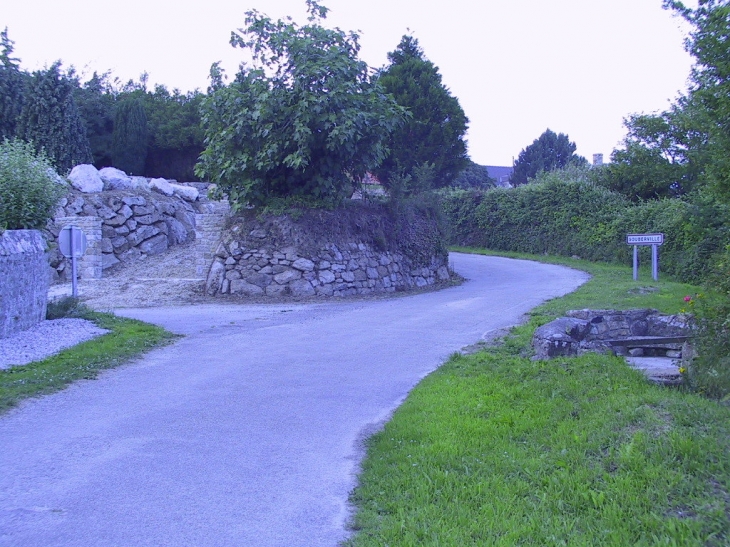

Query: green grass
[0,311,178,414]
[346,251,730,546]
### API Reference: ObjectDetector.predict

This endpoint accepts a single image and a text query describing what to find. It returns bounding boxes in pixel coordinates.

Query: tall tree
[593,108,708,200]
[196,0,406,207]
[16,62,92,172]
[510,129,586,185]
[74,71,116,168]
[142,84,205,180]
[112,97,148,175]
[665,0,730,203]
[0,28,27,140]
[375,35,469,189]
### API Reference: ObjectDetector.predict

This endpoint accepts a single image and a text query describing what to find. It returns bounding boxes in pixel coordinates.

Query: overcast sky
[3,0,695,166]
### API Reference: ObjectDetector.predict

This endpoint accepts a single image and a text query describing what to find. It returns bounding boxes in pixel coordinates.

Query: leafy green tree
[196,0,406,207]
[17,62,92,172]
[375,35,469,189]
[0,139,67,230]
[74,71,116,168]
[665,0,730,203]
[142,85,205,180]
[112,97,148,175]
[452,160,495,189]
[0,28,27,140]
[595,107,709,200]
[510,129,586,185]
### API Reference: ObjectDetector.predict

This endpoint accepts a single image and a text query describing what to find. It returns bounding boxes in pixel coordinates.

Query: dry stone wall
[0,230,49,338]
[47,187,206,281]
[205,208,451,298]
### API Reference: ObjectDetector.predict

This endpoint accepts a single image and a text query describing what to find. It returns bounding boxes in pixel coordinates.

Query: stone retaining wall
[47,188,205,281]
[205,210,451,298]
[0,230,49,338]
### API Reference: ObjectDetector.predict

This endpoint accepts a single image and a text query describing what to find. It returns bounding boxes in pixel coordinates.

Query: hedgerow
[441,169,727,284]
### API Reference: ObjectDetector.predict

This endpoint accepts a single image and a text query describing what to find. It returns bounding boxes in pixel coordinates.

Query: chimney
[593,153,604,166]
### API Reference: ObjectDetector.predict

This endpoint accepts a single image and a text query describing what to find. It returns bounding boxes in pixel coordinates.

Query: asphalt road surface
[0,253,589,546]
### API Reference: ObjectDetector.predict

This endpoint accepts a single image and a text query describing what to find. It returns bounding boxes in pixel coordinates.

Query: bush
[441,171,628,261]
[441,167,727,284]
[0,138,67,230]
[686,248,730,399]
[45,296,91,320]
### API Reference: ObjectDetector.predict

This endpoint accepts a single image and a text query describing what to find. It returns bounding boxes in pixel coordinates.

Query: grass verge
[0,311,178,414]
[346,251,730,546]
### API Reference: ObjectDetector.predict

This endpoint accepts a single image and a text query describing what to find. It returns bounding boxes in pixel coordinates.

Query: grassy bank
[346,252,730,546]
[0,311,177,414]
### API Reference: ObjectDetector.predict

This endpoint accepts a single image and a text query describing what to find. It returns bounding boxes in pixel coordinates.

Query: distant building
[485,166,513,188]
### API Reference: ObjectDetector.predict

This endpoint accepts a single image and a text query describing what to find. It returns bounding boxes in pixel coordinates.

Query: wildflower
[679,367,687,374]
[684,296,692,302]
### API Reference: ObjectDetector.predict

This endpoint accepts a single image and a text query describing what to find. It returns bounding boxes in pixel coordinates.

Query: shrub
[45,296,90,320]
[441,171,628,261]
[441,167,727,284]
[686,248,730,399]
[0,138,67,230]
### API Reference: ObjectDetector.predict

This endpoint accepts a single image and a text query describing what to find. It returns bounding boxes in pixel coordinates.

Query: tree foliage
[452,160,495,189]
[374,35,469,189]
[142,85,205,180]
[0,28,26,141]
[74,71,116,167]
[0,139,67,230]
[112,97,148,175]
[510,129,586,185]
[196,1,406,207]
[16,63,92,172]
[665,0,730,203]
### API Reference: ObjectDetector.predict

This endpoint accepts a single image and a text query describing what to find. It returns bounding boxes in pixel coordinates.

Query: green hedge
[441,177,728,283]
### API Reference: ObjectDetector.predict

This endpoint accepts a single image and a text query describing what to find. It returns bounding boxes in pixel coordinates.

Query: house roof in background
[485,165,513,187]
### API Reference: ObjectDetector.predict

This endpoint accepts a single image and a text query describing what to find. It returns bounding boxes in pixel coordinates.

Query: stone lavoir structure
[204,206,451,298]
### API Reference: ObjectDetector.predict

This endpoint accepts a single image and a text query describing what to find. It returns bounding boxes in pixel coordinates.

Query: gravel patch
[0,319,109,369]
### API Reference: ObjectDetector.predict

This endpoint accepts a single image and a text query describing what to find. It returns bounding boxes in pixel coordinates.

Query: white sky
[2,0,694,166]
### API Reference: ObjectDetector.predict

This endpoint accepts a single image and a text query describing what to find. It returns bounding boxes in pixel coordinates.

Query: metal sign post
[58,225,88,297]
[627,233,664,282]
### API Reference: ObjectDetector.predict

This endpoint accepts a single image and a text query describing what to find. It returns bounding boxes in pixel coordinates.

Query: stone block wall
[207,241,450,298]
[47,188,202,281]
[54,216,103,280]
[0,230,49,338]
[205,209,451,298]
[195,200,231,278]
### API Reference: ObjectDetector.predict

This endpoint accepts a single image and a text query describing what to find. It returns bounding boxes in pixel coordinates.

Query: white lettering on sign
[627,233,664,245]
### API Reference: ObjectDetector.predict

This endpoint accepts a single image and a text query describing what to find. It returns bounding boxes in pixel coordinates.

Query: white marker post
[626,233,664,281]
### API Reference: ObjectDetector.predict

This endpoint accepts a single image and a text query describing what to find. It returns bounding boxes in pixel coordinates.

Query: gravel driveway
[0,253,588,546]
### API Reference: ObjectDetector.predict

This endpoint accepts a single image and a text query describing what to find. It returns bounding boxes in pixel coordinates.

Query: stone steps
[625,356,682,386]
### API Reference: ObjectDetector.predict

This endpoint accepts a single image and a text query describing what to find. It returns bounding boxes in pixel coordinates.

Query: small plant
[0,138,68,230]
[45,296,90,320]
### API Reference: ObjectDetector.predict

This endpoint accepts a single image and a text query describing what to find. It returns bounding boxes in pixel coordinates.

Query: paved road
[0,253,588,546]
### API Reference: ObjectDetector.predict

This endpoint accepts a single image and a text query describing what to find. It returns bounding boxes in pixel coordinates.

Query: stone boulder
[149,178,174,196]
[170,183,199,202]
[46,167,68,188]
[68,164,104,193]
[99,167,134,190]
[532,317,591,359]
